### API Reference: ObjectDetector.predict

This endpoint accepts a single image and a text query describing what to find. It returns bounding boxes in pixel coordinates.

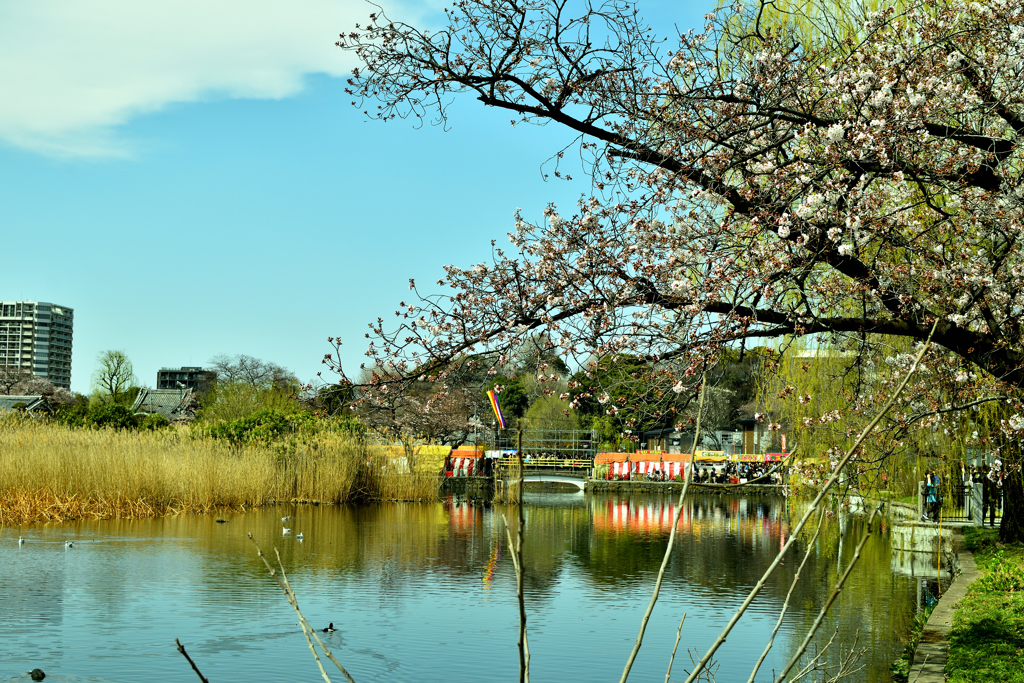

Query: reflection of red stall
[591,498,788,541]
[591,499,693,534]
[448,501,478,533]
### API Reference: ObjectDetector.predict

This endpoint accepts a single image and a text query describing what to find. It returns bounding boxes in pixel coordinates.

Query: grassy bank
[0,417,442,525]
[945,527,1024,683]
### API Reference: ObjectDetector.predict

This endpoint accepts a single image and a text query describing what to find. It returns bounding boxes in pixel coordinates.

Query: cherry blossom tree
[355,365,487,452]
[209,354,298,391]
[12,375,57,396]
[334,0,1024,540]
[0,367,29,395]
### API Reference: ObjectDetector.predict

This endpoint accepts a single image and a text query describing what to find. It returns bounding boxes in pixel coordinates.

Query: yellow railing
[495,457,593,475]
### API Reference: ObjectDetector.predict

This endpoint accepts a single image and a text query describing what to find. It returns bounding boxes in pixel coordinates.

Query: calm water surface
[2,493,924,682]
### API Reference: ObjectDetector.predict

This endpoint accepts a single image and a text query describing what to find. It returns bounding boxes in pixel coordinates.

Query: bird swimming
[29,668,45,681]
[64,541,74,549]
[282,527,291,534]
[322,623,336,633]
[18,537,25,545]
[281,516,294,521]
[296,532,304,540]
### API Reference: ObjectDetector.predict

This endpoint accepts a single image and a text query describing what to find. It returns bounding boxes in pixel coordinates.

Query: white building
[0,301,74,389]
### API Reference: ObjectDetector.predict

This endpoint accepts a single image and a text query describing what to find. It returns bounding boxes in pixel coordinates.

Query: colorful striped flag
[486,389,507,429]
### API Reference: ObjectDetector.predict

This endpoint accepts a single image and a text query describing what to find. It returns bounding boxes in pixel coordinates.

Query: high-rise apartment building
[0,301,74,389]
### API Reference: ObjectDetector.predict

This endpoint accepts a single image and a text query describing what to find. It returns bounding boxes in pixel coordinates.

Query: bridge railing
[494,457,593,477]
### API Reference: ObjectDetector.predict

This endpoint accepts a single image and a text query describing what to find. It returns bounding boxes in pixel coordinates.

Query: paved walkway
[909,544,981,683]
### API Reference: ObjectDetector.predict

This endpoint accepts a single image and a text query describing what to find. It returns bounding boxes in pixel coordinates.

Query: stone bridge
[495,458,593,492]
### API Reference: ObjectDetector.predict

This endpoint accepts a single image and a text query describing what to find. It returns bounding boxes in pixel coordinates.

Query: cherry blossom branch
[903,396,1005,425]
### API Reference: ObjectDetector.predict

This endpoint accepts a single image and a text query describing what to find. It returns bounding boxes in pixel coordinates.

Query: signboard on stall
[694,450,727,461]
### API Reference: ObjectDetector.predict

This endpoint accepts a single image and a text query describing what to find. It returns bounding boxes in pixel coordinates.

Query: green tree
[87,403,137,430]
[92,350,136,404]
[197,381,303,423]
[569,355,686,438]
[308,383,356,417]
[520,394,578,432]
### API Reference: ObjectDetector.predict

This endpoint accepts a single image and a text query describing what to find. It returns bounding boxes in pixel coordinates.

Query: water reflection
[2,493,919,683]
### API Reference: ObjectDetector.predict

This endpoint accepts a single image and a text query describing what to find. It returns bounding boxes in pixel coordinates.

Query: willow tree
[756,334,1000,498]
[335,0,1024,541]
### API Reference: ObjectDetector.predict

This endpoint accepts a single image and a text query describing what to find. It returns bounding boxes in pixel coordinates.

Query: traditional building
[132,388,198,422]
[0,395,51,413]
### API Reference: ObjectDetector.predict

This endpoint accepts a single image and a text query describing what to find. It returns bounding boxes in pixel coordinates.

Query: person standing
[984,463,1003,527]
[924,470,941,522]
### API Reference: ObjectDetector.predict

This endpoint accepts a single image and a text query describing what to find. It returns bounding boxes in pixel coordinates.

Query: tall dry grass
[493,459,522,504]
[0,416,384,525]
[360,445,447,501]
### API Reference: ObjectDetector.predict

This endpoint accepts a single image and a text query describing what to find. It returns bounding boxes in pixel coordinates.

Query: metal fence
[490,428,597,459]
[919,480,1003,524]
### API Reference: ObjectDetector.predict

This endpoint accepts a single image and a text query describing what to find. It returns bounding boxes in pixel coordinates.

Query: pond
[2,492,929,682]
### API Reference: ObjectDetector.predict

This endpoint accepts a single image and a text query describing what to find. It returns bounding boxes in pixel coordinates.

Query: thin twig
[685,647,719,682]
[788,627,841,682]
[665,613,687,683]
[502,514,520,575]
[175,638,210,683]
[746,507,827,683]
[274,547,333,683]
[248,534,358,683]
[620,375,707,683]
[683,322,937,683]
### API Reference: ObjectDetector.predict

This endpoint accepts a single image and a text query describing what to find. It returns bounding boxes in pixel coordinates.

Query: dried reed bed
[360,446,446,501]
[493,459,522,504]
[0,417,367,525]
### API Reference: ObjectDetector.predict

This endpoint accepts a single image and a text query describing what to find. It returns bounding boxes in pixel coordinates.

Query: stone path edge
[908,539,981,683]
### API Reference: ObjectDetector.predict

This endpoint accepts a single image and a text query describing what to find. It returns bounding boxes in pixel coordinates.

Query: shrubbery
[203,408,366,446]
[42,379,369,444]
[206,409,313,444]
[52,399,170,431]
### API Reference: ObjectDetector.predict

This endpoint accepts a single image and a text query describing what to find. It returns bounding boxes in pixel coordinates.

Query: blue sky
[0,0,713,394]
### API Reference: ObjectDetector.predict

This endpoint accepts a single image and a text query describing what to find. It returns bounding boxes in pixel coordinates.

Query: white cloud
[0,0,419,157]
